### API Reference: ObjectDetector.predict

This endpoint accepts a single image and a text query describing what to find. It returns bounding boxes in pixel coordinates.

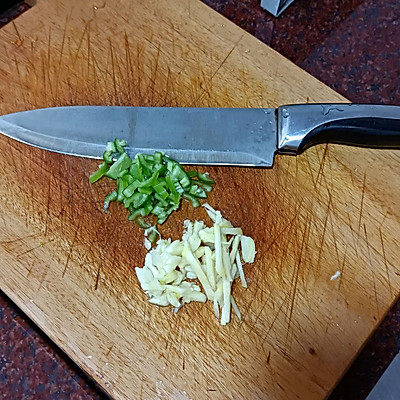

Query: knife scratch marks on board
[363,224,381,317]
[139,380,144,399]
[12,56,28,106]
[257,200,304,344]
[8,138,20,174]
[108,39,119,103]
[379,227,393,297]
[11,21,24,47]
[328,199,341,274]
[285,211,311,351]
[88,47,100,102]
[372,273,379,319]
[46,28,54,102]
[337,245,347,292]
[0,232,42,247]
[62,221,81,278]
[86,24,94,89]
[188,34,244,107]
[93,223,119,290]
[262,191,280,225]
[303,152,317,193]
[316,189,332,277]
[164,313,182,362]
[54,16,68,100]
[44,174,52,236]
[144,45,161,107]
[16,237,56,259]
[94,263,102,291]
[245,245,288,335]
[105,345,114,357]
[37,264,51,293]
[123,33,133,104]
[163,66,180,107]
[357,173,367,237]
[72,20,92,68]
[261,293,289,347]
[247,285,274,336]
[0,207,7,230]
[8,21,257,111]
[345,209,359,261]
[26,147,38,227]
[40,40,49,105]
[315,145,329,190]
[265,210,301,255]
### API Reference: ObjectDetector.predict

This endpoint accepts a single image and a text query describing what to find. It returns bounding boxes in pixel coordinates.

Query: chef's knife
[0,104,399,167]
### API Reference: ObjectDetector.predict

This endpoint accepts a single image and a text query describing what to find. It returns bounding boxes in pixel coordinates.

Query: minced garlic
[135,204,256,325]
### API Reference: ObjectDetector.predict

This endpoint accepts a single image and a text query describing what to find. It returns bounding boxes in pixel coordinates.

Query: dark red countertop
[0,1,399,399]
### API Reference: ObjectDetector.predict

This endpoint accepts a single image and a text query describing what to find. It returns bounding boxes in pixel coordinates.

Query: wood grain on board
[0,0,399,399]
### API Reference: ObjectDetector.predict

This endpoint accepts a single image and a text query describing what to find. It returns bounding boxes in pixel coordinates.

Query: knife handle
[297,117,400,153]
[277,104,400,154]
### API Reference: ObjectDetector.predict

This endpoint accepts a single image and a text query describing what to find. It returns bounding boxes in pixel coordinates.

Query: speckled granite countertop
[0,1,399,399]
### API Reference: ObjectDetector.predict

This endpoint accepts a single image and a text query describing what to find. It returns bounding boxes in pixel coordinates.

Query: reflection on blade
[0,106,277,166]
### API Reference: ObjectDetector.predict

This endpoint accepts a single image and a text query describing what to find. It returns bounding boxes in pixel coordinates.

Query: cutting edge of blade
[0,117,104,159]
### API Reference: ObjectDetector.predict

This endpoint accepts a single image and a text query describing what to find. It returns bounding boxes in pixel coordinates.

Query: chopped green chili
[89,162,109,184]
[135,217,152,229]
[103,191,118,211]
[90,139,216,235]
[182,193,201,208]
[105,152,132,179]
[197,172,215,185]
[196,181,213,193]
[147,229,159,243]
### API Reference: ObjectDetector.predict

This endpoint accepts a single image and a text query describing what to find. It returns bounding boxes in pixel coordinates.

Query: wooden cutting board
[0,1,399,399]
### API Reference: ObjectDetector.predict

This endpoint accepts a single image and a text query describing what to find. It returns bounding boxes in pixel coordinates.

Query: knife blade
[0,104,399,167]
